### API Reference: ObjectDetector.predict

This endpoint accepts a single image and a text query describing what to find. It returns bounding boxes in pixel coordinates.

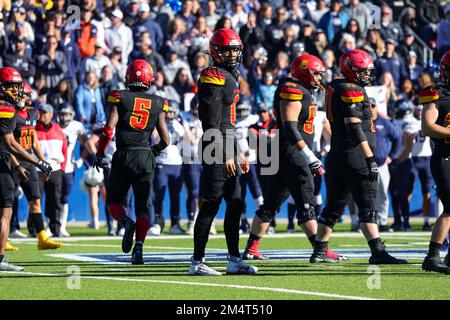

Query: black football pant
[38,169,64,236]
[319,148,377,227]
[431,155,450,214]
[255,151,316,224]
[193,163,242,261]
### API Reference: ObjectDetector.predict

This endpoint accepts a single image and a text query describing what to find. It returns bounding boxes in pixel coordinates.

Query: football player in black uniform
[421,51,450,274]
[188,28,257,276]
[10,82,63,250]
[94,59,170,265]
[243,54,344,262]
[310,49,406,264]
[0,67,52,271]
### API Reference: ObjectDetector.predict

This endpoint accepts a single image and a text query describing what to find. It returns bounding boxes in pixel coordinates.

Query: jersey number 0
[130,98,152,130]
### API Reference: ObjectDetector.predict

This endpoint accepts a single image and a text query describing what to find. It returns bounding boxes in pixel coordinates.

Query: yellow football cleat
[5,242,19,252]
[37,238,64,250]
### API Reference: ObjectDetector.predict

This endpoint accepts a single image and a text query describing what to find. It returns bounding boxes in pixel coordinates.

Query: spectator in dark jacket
[379,4,403,44]
[375,38,409,90]
[3,36,35,84]
[264,6,289,59]
[60,28,81,87]
[318,0,350,44]
[129,36,165,76]
[397,28,425,67]
[239,11,265,69]
[418,0,442,43]
[36,35,68,92]
[47,78,75,109]
[133,3,164,52]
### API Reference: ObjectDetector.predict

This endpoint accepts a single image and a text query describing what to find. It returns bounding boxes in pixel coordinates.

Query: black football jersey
[198,66,240,159]
[198,66,240,131]
[107,90,169,151]
[419,84,450,157]
[0,100,17,156]
[273,77,316,150]
[325,78,376,150]
[13,107,39,153]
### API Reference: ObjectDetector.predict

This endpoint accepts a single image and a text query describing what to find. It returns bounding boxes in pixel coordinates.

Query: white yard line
[9,232,431,243]
[0,270,381,300]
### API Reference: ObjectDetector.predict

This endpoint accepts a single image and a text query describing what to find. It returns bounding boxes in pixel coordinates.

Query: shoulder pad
[163,99,169,112]
[0,105,15,119]
[340,84,365,104]
[107,90,121,104]
[279,82,304,101]
[199,67,225,86]
[419,87,439,104]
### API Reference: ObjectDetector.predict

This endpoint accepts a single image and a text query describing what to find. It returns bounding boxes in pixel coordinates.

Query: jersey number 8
[130,98,152,130]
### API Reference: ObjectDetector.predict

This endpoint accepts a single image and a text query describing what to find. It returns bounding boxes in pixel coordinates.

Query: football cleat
[168,224,186,235]
[9,230,27,239]
[422,222,432,231]
[37,238,64,250]
[422,256,450,274]
[188,258,222,276]
[209,221,217,235]
[287,222,295,233]
[444,254,449,267]
[0,258,24,272]
[369,251,408,265]
[240,219,250,234]
[243,239,268,260]
[59,228,71,237]
[131,243,144,265]
[147,224,161,236]
[266,226,275,235]
[310,252,340,263]
[5,242,19,252]
[226,255,258,275]
[186,221,195,235]
[389,222,404,232]
[403,221,413,232]
[121,217,136,253]
[242,250,268,260]
[326,247,348,261]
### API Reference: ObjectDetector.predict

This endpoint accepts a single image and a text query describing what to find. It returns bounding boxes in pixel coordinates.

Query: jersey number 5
[130,98,152,130]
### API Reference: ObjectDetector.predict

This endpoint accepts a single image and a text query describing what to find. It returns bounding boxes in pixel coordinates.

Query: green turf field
[1,222,449,300]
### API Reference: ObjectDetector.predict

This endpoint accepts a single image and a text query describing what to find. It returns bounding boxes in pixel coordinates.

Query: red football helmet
[291,54,326,90]
[0,67,24,105]
[22,82,33,107]
[339,49,375,86]
[440,50,450,86]
[125,59,154,90]
[209,28,243,68]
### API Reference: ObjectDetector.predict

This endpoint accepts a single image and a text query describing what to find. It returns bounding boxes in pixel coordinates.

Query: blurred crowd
[2,0,448,238]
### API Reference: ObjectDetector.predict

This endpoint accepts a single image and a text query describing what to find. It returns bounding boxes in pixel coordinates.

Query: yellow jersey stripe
[200,76,225,85]
[279,92,303,100]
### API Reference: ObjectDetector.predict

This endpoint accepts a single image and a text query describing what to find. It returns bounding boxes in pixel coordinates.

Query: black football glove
[37,159,52,177]
[366,156,379,182]
[93,155,108,172]
[151,145,163,157]
[309,160,325,177]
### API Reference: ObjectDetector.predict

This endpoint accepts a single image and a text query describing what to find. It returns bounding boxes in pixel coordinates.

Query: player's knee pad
[318,208,342,228]
[358,210,378,224]
[108,203,126,221]
[255,206,276,223]
[297,204,316,225]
